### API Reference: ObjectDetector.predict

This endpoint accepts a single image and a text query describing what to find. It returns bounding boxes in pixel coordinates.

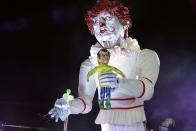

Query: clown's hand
[100,72,119,89]
[48,98,70,122]
[49,89,74,122]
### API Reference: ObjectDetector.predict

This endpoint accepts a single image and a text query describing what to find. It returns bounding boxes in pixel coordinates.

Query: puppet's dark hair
[97,48,110,58]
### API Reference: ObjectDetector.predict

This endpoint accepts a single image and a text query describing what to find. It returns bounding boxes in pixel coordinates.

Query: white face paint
[92,12,124,47]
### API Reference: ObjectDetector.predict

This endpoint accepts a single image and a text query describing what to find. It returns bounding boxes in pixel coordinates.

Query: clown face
[92,12,124,47]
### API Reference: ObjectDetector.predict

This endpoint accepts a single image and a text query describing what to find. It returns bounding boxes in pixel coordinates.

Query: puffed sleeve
[69,59,97,114]
[118,49,160,101]
[136,49,160,101]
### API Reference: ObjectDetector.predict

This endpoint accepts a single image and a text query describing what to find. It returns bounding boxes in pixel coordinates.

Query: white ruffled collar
[89,37,141,66]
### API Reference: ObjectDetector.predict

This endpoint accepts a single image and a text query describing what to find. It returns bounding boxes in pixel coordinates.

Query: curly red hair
[84,0,132,34]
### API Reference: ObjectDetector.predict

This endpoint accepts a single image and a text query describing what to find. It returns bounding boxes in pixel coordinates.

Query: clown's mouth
[100,29,107,33]
[100,27,115,34]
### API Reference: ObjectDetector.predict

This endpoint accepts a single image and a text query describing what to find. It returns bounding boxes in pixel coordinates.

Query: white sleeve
[118,49,160,101]
[69,59,97,114]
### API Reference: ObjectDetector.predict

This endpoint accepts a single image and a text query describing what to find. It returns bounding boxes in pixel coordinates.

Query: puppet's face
[93,12,124,46]
[98,50,110,64]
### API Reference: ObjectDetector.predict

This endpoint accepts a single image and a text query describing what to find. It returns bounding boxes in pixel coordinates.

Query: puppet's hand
[48,98,70,122]
[100,72,118,89]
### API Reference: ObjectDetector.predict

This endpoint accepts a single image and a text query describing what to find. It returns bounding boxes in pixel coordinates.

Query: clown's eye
[105,16,112,20]
[94,20,99,24]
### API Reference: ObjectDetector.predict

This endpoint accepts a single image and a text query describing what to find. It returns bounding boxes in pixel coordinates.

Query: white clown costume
[48,1,160,130]
[69,37,160,131]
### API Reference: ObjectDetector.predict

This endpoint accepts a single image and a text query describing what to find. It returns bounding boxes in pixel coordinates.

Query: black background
[0,0,196,130]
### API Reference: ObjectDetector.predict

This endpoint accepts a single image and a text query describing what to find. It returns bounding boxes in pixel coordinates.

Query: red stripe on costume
[77,98,86,112]
[99,97,135,101]
[137,80,146,98]
[101,104,144,110]
[142,77,154,84]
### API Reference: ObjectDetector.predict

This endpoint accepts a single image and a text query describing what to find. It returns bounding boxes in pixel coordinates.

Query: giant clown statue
[49,0,160,131]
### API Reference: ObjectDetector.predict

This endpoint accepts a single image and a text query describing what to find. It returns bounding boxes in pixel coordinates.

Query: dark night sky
[0,0,196,131]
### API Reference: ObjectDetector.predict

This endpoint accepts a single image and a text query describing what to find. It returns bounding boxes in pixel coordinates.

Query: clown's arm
[118,49,160,101]
[49,59,96,121]
[69,59,97,114]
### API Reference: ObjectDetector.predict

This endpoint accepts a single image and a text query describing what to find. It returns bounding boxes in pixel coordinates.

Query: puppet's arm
[87,67,97,80]
[118,49,160,101]
[111,67,125,78]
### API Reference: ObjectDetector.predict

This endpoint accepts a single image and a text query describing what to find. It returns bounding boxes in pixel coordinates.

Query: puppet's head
[97,48,110,65]
[85,0,131,45]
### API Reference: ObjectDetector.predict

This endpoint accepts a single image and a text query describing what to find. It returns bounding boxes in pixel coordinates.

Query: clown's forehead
[93,12,113,20]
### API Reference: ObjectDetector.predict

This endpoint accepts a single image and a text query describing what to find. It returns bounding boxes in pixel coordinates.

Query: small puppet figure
[87,48,125,109]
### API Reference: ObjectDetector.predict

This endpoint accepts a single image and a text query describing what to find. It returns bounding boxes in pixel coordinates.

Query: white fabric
[69,59,97,114]
[89,37,140,66]
[101,123,145,131]
[95,106,146,125]
[69,37,160,126]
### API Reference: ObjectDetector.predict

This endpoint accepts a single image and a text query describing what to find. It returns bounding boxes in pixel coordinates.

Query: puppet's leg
[105,87,111,109]
[101,123,145,131]
[100,88,105,109]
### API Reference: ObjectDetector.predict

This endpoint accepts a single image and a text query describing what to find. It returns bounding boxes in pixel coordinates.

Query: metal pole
[1,123,49,131]
[63,117,68,131]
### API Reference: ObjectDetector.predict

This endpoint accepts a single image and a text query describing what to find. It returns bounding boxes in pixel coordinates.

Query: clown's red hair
[84,0,132,34]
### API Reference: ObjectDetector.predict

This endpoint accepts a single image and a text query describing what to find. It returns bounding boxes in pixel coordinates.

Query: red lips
[99,27,115,34]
